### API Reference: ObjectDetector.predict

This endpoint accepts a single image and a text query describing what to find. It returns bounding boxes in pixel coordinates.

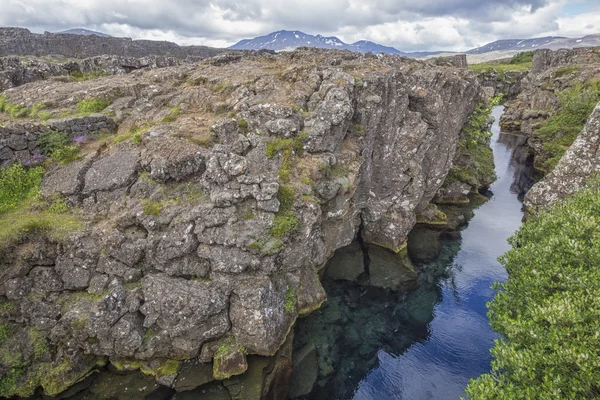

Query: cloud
[0,0,595,51]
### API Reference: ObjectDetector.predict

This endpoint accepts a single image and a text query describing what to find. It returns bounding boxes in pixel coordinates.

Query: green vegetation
[284,287,296,313]
[468,60,532,78]
[38,131,80,164]
[352,124,367,135]
[534,81,600,173]
[0,324,10,345]
[0,164,44,215]
[77,97,110,115]
[466,177,600,399]
[113,123,153,145]
[445,94,502,188]
[213,337,247,380]
[161,104,181,123]
[141,200,163,216]
[29,328,49,360]
[237,118,248,134]
[509,51,535,64]
[266,132,309,183]
[69,71,110,82]
[0,96,50,120]
[270,185,299,238]
[554,66,580,77]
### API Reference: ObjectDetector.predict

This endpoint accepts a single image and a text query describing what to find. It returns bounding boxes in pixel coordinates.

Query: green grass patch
[0,96,49,120]
[141,200,162,216]
[0,164,44,215]
[77,97,110,115]
[284,286,296,313]
[554,66,580,77]
[270,185,299,238]
[468,62,532,78]
[466,177,600,399]
[161,104,181,123]
[534,81,600,173]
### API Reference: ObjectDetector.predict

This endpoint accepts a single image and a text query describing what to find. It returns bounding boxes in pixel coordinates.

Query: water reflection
[294,106,532,400]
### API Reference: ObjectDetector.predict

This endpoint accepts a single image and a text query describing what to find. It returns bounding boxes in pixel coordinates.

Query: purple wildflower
[73,135,86,143]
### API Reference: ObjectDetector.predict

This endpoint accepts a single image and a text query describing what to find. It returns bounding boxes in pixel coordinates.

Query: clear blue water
[295,106,530,399]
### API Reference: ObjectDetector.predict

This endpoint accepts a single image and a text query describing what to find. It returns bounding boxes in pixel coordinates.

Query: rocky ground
[0,45,495,399]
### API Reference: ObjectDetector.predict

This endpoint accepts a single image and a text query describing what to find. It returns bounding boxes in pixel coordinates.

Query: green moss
[141,200,162,216]
[352,124,367,135]
[270,214,299,238]
[77,98,110,115]
[124,281,142,291]
[212,337,247,380]
[29,328,49,360]
[0,298,15,317]
[241,207,255,220]
[284,287,296,313]
[0,324,10,345]
[112,358,144,372]
[237,118,248,133]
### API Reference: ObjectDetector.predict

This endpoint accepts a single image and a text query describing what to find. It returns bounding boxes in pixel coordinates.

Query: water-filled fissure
[292,106,533,400]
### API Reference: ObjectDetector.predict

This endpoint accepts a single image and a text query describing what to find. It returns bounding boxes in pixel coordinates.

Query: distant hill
[57,28,110,37]
[231,30,600,61]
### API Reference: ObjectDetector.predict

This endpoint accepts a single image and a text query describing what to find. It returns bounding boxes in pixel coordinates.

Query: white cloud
[0,0,596,51]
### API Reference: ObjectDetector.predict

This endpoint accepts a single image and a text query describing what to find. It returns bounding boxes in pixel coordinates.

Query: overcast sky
[0,0,598,51]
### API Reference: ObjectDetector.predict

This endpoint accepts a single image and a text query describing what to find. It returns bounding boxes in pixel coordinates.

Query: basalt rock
[0,48,485,397]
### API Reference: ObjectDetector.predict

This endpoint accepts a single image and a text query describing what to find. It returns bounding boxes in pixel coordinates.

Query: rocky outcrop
[475,68,527,99]
[500,46,600,135]
[0,48,485,397]
[0,27,225,59]
[0,55,182,92]
[524,102,600,212]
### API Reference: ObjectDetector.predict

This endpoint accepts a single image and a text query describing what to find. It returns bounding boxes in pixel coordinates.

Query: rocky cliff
[499,46,600,174]
[524,101,600,212]
[0,48,485,397]
[0,28,226,60]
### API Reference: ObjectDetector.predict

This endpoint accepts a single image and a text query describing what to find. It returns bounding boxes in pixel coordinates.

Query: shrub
[0,164,44,215]
[534,81,600,173]
[466,177,600,399]
[510,51,534,64]
[77,98,110,114]
[38,131,79,164]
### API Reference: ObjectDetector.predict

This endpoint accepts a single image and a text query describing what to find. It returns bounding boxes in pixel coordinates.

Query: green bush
[0,164,44,215]
[534,81,600,173]
[466,177,600,399]
[38,131,79,164]
[77,98,110,114]
[510,51,535,64]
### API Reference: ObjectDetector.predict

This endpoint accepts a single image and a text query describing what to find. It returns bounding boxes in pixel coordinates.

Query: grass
[555,66,580,77]
[77,98,110,115]
[113,123,153,145]
[161,104,181,123]
[266,132,309,183]
[270,185,299,238]
[0,324,10,345]
[141,200,162,216]
[0,96,50,120]
[0,164,44,215]
[237,118,248,134]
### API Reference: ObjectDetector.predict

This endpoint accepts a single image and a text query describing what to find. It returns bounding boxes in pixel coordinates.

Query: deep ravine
[294,105,531,399]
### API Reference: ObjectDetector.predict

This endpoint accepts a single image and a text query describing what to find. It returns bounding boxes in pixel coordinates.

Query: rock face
[0,55,183,92]
[0,48,484,397]
[0,27,225,59]
[524,102,600,212]
[500,46,600,135]
[475,67,527,99]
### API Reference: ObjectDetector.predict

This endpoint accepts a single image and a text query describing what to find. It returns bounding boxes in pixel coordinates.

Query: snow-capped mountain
[229,30,404,54]
[466,36,566,54]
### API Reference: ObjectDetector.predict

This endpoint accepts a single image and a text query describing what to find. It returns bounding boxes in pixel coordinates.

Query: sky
[0,0,598,51]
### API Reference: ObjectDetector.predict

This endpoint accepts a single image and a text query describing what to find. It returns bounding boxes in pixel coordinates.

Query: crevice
[356,213,370,277]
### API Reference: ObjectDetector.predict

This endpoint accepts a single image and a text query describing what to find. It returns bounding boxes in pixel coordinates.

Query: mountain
[230,30,600,61]
[351,40,404,55]
[57,28,109,37]
[466,36,566,54]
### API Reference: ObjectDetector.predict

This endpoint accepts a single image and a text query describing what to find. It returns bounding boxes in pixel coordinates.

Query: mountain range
[56,28,600,62]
